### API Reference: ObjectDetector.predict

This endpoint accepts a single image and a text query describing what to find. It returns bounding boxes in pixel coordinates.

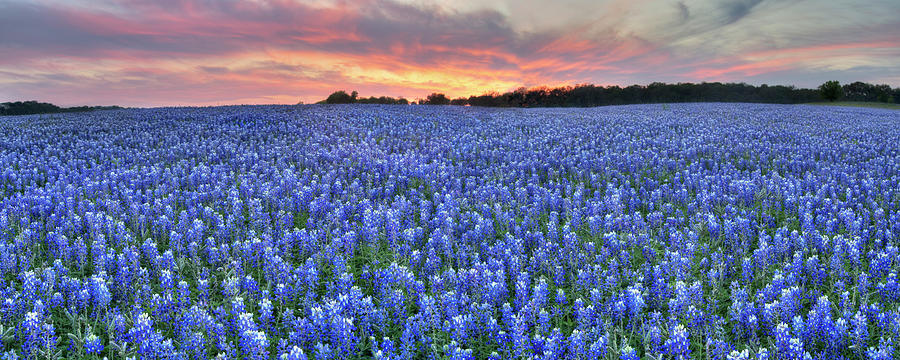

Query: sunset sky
[2,0,899,107]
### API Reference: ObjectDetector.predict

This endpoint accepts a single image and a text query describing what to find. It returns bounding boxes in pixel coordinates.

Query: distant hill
[0,101,122,116]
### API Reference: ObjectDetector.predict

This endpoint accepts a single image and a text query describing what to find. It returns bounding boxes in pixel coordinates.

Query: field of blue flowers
[1,103,899,359]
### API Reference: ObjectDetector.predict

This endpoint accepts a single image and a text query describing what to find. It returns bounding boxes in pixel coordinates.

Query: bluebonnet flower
[444,340,473,360]
[236,312,268,360]
[84,333,103,355]
[787,337,805,360]
[20,311,43,358]
[374,337,399,360]
[852,309,868,351]
[567,329,586,359]
[624,283,645,320]
[643,321,663,355]
[588,333,608,359]
[620,345,639,360]
[281,345,308,360]
[727,349,749,360]
[129,312,158,357]
[89,276,111,311]
[707,337,733,360]
[182,331,206,359]
[259,296,273,329]
[1,350,19,360]
[451,314,472,343]
[1,103,899,357]
[665,324,690,360]
[555,288,566,308]
[755,347,769,360]
[867,338,894,360]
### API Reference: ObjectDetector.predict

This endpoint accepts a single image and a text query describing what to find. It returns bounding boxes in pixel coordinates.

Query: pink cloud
[1,0,898,106]
[684,40,900,81]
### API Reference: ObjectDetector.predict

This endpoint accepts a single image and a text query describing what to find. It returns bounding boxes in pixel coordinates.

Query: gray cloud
[0,0,635,71]
[1,0,898,106]
[676,2,690,23]
[720,0,763,24]
[197,66,228,74]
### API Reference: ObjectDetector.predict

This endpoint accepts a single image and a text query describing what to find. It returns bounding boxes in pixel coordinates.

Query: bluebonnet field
[1,103,899,360]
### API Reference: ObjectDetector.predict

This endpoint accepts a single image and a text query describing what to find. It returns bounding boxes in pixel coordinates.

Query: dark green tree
[819,81,842,102]
[450,97,468,106]
[0,101,119,116]
[424,93,450,105]
[873,84,892,103]
[324,90,355,104]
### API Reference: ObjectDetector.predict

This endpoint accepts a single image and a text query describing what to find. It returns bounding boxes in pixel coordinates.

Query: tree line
[316,90,410,105]
[0,101,122,116]
[4,80,895,115]
[322,81,899,107]
[818,81,897,103]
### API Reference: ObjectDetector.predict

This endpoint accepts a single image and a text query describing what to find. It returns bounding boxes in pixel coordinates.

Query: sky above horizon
[1,0,899,107]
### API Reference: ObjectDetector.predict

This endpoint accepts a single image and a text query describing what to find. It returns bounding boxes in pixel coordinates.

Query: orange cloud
[1,0,898,106]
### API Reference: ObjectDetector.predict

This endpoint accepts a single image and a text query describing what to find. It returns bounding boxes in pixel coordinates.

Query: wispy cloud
[1,0,898,106]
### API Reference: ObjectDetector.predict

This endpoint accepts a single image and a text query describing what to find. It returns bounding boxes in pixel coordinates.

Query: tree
[819,81,842,102]
[842,81,873,101]
[873,84,892,103]
[316,81,895,109]
[0,101,119,116]
[324,90,354,104]
[424,93,450,105]
[450,97,468,106]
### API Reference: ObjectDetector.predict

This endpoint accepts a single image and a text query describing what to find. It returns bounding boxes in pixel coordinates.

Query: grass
[803,101,900,110]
